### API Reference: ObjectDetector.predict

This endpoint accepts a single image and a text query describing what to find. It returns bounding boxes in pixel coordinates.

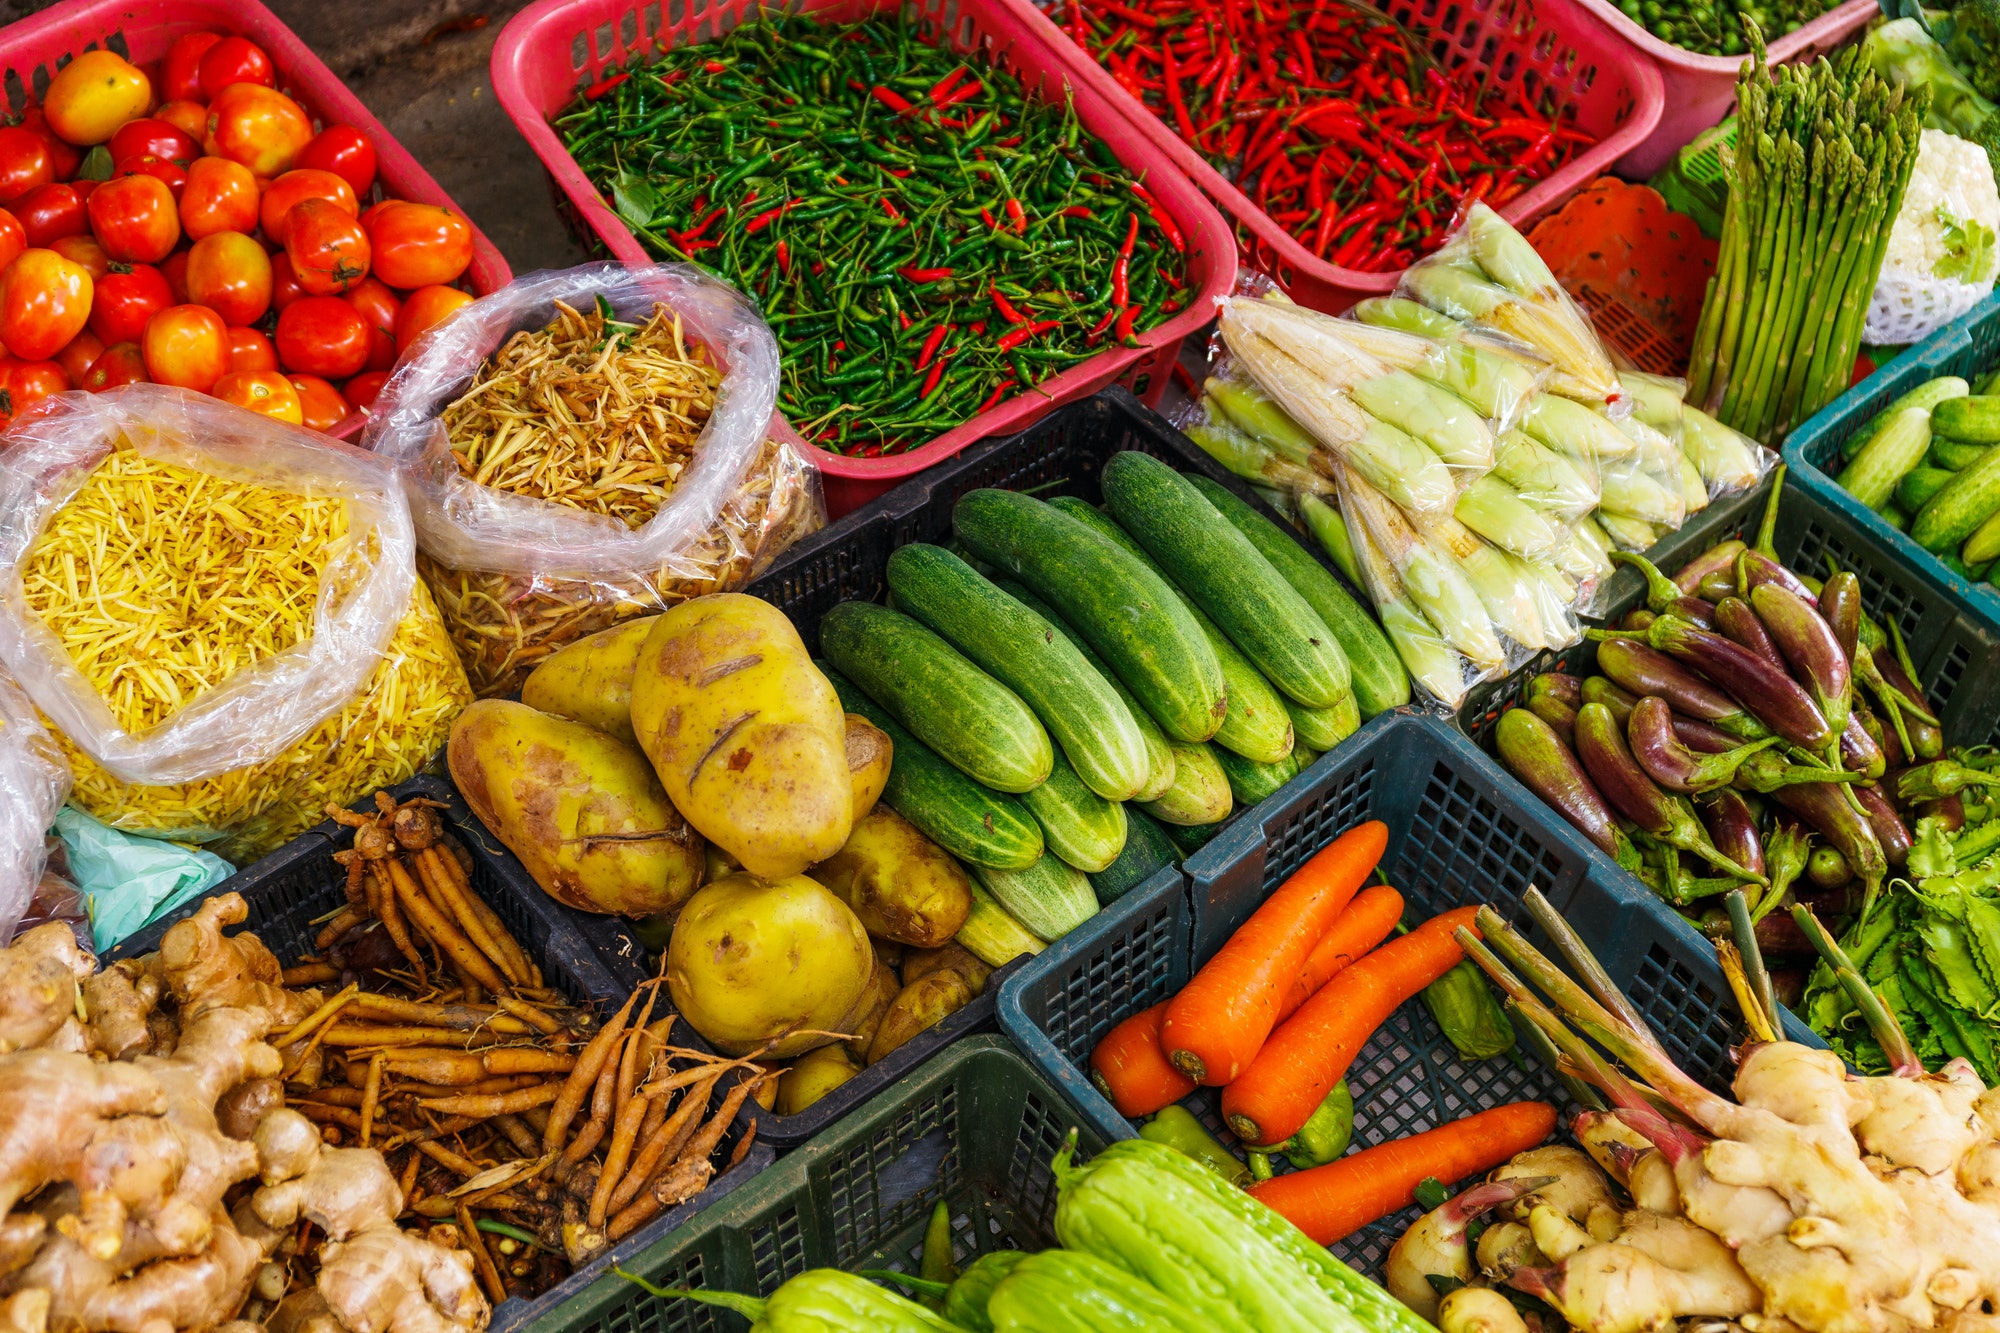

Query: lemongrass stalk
[1520,885,1666,1050]
[1724,888,1780,1038]
[1790,903,1922,1074]
[1508,1000,1610,1112]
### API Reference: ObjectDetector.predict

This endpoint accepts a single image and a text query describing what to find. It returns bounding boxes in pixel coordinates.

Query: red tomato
[227,324,277,371]
[162,32,224,104]
[204,84,312,178]
[368,202,473,289]
[343,368,390,414]
[213,369,301,424]
[394,284,473,357]
[88,174,180,264]
[160,249,191,303]
[49,234,109,280]
[0,250,91,360]
[43,51,151,147]
[179,156,258,239]
[115,155,190,202]
[346,277,400,371]
[55,329,102,385]
[270,252,306,312]
[288,373,348,431]
[110,119,200,168]
[10,184,85,248]
[81,341,148,391]
[286,198,369,296]
[155,100,209,143]
[0,129,54,205]
[142,304,228,391]
[276,296,369,379]
[15,109,80,183]
[88,264,173,345]
[197,37,275,100]
[357,197,407,231]
[295,125,377,200]
[185,231,272,325]
[6,360,69,420]
[0,210,26,272]
[260,170,358,246]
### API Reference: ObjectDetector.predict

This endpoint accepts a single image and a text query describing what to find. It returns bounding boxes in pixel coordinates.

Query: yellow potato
[520,617,658,746]
[748,1064,781,1112]
[809,807,972,948]
[630,594,852,878]
[867,972,974,1065]
[448,699,703,916]
[846,714,892,821]
[704,843,743,883]
[837,958,900,1062]
[900,942,993,995]
[666,871,873,1057]
[778,1043,860,1116]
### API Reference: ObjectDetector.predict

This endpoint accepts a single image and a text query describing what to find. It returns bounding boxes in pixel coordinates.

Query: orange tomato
[87,174,180,264]
[160,249,191,303]
[394,284,473,356]
[0,128,54,205]
[0,210,24,274]
[156,100,210,143]
[260,169,358,246]
[0,249,92,360]
[213,369,301,424]
[226,325,277,371]
[142,304,229,391]
[43,51,152,146]
[288,373,348,432]
[343,368,391,414]
[179,156,259,239]
[185,231,272,326]
[55,329,102,385]
[82,341,148,391]
[161,32,223,104]
[89,264,173,344]
[270,252,306,312]
[286,198,369,296]
[49,233,109,280]
[204,84,312,178]
[356,197,407,231]
[367,202,473,288]
[276,295,369,378]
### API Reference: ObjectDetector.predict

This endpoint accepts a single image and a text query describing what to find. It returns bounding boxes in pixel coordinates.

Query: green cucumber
[1187,474,1409,719]
[823,666,1044,869]
[971,852,1098,940]
[1020,750,1129,874]
[1896,466,1956,514]
[1046,495,1294,765]
[1883,504,1911,532]
[1161,818,1227,857]
[1214,745,1300,806]
[1102,452,1349,709]
[1140,740,1233,826]
[1912,442,2000,554]
[953,488,1225,743]
[1845,375,1969,460]
[1836,407,1930,510]
[959,879,1045,966]
[1931,394,2000,444]
[886,544,1151,802]
[1298,492,1362,587]
[1966,507,2000,565]
[1931,438,1991,471]
[821,601,1053,793]
[990,577,1177,803]
[1088,807,1178,905]
[1286,693,1359,752]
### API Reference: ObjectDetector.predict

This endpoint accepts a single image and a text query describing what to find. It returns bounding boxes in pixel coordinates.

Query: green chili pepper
[1138,1105,1252,1188]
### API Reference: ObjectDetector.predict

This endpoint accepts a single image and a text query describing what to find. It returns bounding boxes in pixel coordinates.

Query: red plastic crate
[1005,0,1663,315]
[491,0,1238,517]
[0,0,513,441]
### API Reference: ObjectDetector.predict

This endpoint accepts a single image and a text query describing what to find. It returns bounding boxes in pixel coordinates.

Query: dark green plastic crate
[523,1037,1106,1333]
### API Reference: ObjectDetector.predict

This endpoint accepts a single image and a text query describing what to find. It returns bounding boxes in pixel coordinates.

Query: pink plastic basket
[1572,0,1876,176]
[492,0,1238,517]
[0,0,514,441]
[1006,0,1663,315]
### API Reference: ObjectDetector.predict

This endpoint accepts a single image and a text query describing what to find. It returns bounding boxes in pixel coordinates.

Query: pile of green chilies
[1615,0,1836,58]
[555,14,1191,456]
[1686,41,1928,444]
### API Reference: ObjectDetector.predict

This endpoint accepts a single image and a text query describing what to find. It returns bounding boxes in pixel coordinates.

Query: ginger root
[150,896,317,1028]
[316,1227,484,1333]
[0,924,94,1054]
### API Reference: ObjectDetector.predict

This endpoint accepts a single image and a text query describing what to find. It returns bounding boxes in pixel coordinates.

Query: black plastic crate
[108,775,772,1333]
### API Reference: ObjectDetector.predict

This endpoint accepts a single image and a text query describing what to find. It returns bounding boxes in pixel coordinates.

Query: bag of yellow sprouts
[0,385,472,864]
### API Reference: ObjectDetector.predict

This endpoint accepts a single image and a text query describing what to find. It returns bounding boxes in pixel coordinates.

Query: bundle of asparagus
[1687,38,1930,443]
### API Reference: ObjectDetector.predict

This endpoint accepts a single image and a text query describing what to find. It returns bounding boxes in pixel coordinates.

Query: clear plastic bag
[1866,129,2000,346]
[0,673,71,945]
[363,262,823,697]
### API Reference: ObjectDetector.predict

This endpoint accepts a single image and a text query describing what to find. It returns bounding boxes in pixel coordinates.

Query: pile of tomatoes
[0,29,481,432]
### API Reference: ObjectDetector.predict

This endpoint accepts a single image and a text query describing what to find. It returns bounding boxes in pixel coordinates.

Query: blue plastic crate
[1784,289,2000,637]
[997,713,1821,1279]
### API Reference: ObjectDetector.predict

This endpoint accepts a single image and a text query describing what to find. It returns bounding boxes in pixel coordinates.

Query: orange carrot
[1245,1101,1557,1244]
[1089,1001,1196,1118]
[1222,904,1481,1146]
[1275,884,1405,1025]
[1161,820,1388,1085]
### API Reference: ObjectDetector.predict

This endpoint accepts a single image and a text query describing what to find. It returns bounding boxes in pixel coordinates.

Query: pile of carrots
[1088,820,1556,1243]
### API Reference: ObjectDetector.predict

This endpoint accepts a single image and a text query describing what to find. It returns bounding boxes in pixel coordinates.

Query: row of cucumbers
[1836,376,2000,579]
[818,451,1408,948]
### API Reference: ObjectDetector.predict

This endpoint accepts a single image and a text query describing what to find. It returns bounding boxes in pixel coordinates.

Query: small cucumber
[1214,746,1301,806]
[886,543,1151,802]
[1913,441,2000,554]
[1883,504,1912,533]
[821,601,1052,793]
[971,852,1098,940]
[1088,807,1178,905]
[1965,506,2000,565]
[1160,818,1228,857]
[1845,375,1969,460]
[1932,438,1991,471]
[1931,394,2000,444]
[1299,492,1362,587]
[1140,740,1234,826]
[1896,466,1956,514]
[1103,452,1351,710]
[958,879,1045,967]
[1286,694,1359,752]
[1020,750,1129,874]
[1046,495,1294,765]
[822,665,1044,870]
[1835,407,1930,511]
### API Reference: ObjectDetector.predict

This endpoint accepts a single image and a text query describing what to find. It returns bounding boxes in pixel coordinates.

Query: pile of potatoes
[446,593,993,1116]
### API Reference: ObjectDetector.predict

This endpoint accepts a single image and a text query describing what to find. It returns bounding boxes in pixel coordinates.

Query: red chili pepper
[1114,304,1137,343]
[775,241,791,277]
[930,66,969,104]
[1005,198,1028,234]
[745,200,804,234]
[870,85,916,115]
[980,206,1000,230]
[941,80,984,109]
[898,266,956,283]
[990,285,1031,326]
[583,73,630,100]
[1061,206,1094,219]
[915,323,952,371]
[881,198,905,223]
[976,379,1018,413]
[921,360,947,398]
[997,319,1061,352]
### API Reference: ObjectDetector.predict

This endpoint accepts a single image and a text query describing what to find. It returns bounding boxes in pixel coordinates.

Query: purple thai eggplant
[1612,551,1717,628]
[1496,706,1641,871]
[1773,782,1887,908]
[1851,783,1911,868]
[1613,616,1832,752]
[1698,789,1765,879]
[1713,597,1786,673]
[1622,608,1659,633]
[1840,712,1885,780]
[1919,793,1967,832]
[1674,539,1746,596]
[1581,675,1637,729]
[1750,581,1851,742]
[1895,759,2000,802]
[1871,642,1942,757]
[1697,571,1738,603]
[1673,714,1740,754]
[1736,548,1819,602]
[1525,673,1581,746]
[1818,569,1862,667]
[1806,845,1852,888]
[1627,696,1782,793]
[1593,638,1771,739]
[1731,748,1864,793]
[1764,816,1812,903]
[1529,673,1583,709]
[1574,702,1765,882]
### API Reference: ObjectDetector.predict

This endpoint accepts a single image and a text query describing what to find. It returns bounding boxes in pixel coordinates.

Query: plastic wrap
[52,806,233,953]
[364,262,824,696]
[0,672,71,945]
[0,385,471,862]
[1865,129,2000,346]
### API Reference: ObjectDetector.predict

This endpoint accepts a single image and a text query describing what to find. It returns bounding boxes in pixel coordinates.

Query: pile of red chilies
[1061,0,1597,271]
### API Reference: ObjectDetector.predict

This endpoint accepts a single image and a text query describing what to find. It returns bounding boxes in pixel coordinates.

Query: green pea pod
[1248,1081,1353,1178]
[1138,1105,1251,1187]
[944,1251,1028,1333]
[1421,957,1517,1061]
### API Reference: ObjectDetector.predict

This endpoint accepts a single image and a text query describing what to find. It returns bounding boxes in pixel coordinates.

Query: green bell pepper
[1246,1081,1352,1178]
[1422,957,1516,1061]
